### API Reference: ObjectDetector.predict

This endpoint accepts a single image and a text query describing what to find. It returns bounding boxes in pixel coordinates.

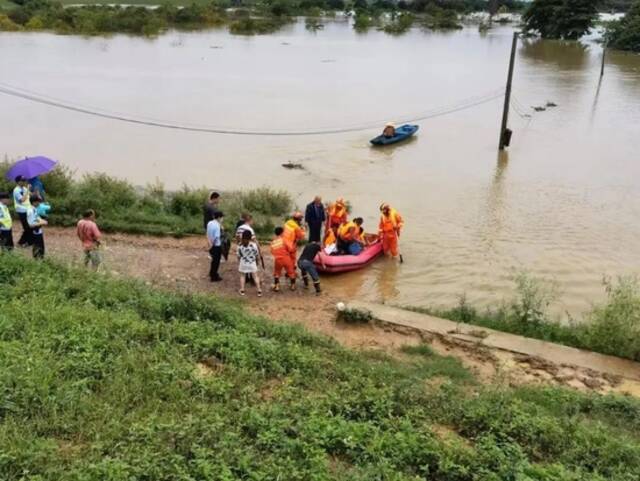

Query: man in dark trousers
[304,195,325,243]
[206,211,224,282]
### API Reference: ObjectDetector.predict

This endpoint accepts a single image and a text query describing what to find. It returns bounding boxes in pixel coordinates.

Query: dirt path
[31,227,640,397]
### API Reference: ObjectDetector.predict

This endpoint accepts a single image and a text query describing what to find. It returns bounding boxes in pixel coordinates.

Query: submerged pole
[499,31,518,150]
[601,44,606,77]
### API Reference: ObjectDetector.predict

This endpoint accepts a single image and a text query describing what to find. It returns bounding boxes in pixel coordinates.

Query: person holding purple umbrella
[13,176,32,247]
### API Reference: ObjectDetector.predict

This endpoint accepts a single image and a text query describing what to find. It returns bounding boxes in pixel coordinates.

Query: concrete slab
[347,301,640,382]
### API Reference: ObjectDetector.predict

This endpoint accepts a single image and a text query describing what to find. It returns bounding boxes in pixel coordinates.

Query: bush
[581,277,640,360]
[606,1,640,52]
[0,161,291,237]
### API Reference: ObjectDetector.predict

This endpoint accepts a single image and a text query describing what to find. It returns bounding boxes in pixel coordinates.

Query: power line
[0,82,504,137]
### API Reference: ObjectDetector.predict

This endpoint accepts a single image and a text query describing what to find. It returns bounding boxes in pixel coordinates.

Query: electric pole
[499,31,518,150]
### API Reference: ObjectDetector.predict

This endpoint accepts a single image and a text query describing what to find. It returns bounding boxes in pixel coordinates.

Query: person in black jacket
[203,191,221,231]
[304,196,325,243]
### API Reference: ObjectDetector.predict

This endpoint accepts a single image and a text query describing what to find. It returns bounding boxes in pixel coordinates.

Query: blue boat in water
[370,124,419,146]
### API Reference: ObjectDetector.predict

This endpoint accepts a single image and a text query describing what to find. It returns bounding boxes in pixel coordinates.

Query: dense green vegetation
[0,162,292,237]
[606,0,640,52]
[2,253,640,480]
[522,0,599,40]
[409,273,640,362]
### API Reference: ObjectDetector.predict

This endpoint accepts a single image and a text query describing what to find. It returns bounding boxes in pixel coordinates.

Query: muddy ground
[23,227,640,398]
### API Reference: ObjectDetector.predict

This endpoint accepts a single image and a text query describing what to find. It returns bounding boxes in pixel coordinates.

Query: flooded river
[2,20,640,317]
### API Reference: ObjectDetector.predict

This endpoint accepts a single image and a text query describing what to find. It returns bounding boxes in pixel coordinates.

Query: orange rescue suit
[327,203,347,230]
[283,219,305,262]
[379,208,404,257]
[338,221,363,243]
[270,235,296,279]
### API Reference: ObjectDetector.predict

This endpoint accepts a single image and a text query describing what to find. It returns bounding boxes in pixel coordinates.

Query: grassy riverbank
[0,162,292,237]
[407,273,640,362]
[2,253,640,480]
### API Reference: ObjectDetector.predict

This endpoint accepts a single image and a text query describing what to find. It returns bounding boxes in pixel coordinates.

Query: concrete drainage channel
[346,301,640,383]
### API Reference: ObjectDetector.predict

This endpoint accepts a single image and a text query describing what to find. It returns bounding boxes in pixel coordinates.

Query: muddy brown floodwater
[1,20,640,317]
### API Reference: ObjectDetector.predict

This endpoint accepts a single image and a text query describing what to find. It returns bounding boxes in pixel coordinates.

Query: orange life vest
[379,208,404,234]
[338,221,358,241]
[323,228,336,247]
[283,219,305,249]
[327,203,347,226]
[270,236,290,257]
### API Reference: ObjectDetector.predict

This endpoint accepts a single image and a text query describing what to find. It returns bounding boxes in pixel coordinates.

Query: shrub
[580,277,640,360]
[0,13,22,30]
[606,1,640,52]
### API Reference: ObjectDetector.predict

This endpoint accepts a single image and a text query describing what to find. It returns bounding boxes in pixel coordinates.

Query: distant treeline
[0,0,525,36]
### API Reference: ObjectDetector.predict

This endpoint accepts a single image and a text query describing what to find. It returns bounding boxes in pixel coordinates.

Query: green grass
[2,254,640,480]
[406,273,640,362]
[0,161,292,238]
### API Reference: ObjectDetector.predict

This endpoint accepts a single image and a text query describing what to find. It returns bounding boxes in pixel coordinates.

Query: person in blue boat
[382,122,396,138]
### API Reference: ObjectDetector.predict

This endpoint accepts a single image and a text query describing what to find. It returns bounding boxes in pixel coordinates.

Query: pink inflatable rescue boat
[314,234,384,274]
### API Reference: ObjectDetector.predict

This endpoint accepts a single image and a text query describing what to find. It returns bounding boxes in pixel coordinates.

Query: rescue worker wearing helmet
[326,198,348,235]
[378,204,403,258]
[283,211,306,266]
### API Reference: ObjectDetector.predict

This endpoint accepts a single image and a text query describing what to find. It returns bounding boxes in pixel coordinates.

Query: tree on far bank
[523,0,599,39]
[606,0,640,51]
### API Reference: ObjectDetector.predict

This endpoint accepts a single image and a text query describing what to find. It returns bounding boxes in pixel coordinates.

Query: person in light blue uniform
[207,211,224,282]
[13,176,32,247]
[27,195,48,259]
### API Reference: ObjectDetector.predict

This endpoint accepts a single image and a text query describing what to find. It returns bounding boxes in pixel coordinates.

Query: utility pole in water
[600,44,606,77]
[499,32,518,150]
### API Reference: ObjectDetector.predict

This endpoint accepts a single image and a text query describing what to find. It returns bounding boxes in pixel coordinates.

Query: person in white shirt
[13,176,32,247]
[237,230,262,297]
[206,211,224,282]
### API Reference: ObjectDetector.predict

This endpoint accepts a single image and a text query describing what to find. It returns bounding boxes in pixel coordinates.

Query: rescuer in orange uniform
[378,204,404,258]
[337,217,364,255]
[283,211,306,265]
[326,198,348,234]
[270,226,296,292]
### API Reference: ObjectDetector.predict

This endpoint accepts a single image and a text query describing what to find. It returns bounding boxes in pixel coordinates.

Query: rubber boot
[272,277,280,292]
[302,274,310,289]
[313,281,322,295]
[289,277,296,291]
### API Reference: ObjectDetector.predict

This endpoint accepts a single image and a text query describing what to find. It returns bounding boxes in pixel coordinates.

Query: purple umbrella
[5,156,58,182]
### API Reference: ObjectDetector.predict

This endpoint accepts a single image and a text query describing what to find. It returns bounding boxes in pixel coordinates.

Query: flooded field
[1,19,640,316]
